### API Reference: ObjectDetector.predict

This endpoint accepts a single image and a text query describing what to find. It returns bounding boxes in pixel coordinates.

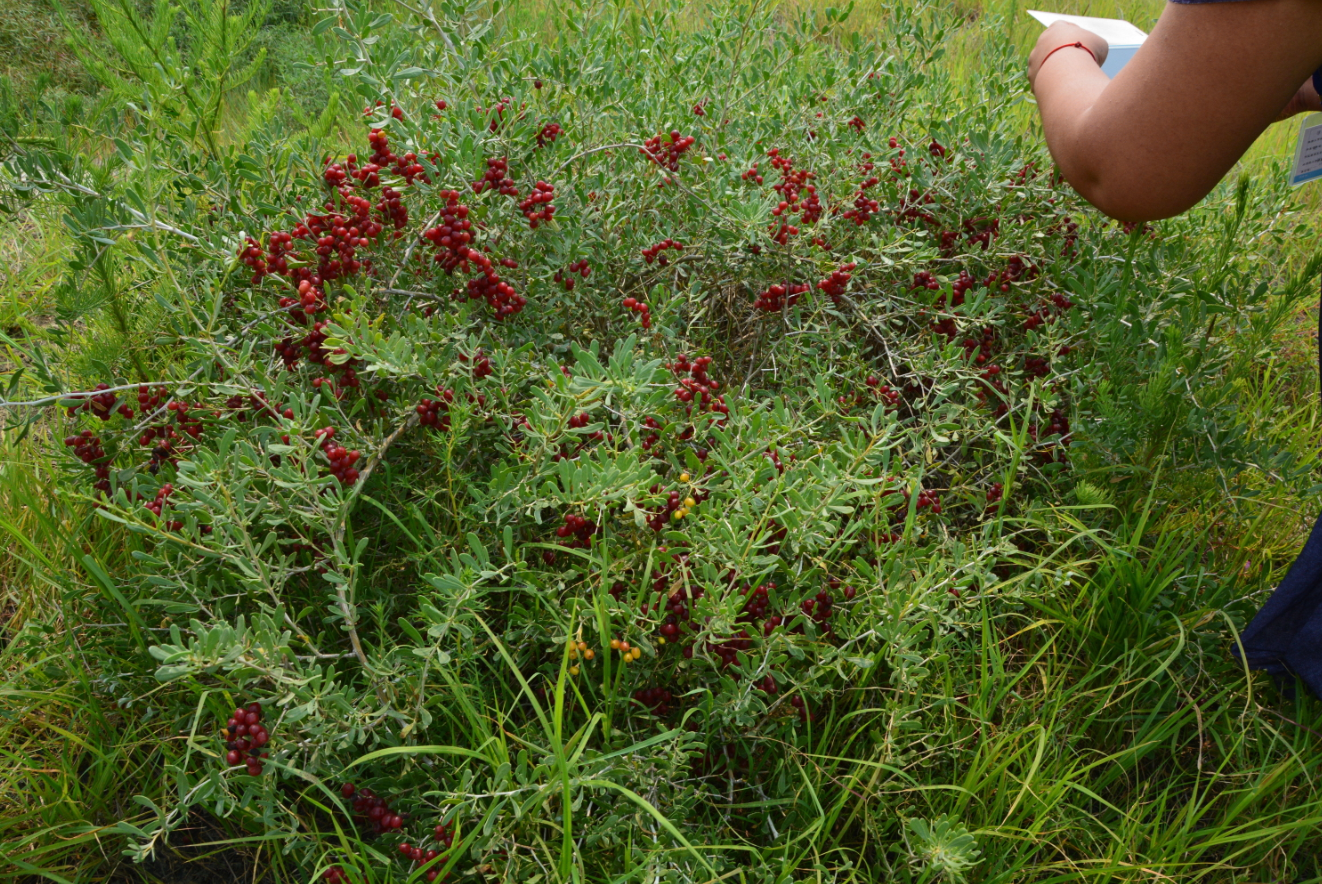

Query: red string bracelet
[1041,41,1099,68]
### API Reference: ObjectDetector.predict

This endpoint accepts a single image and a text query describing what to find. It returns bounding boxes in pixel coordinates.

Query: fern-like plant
[55,0,270,154]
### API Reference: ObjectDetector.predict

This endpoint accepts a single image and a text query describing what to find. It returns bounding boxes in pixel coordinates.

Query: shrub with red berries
[25,2,1253,879]
[222,703,271,776]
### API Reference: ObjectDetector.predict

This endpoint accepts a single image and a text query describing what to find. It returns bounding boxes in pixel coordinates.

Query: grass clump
[2,0,1322,880]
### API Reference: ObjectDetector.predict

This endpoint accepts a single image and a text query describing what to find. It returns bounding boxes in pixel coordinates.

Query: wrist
[1041,41,1099,70]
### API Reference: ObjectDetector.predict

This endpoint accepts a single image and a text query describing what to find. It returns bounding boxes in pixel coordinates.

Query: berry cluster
[962,326,997,366]
[554,259,591,290]
[478,96,519,132]
[463,252,526,319]
[460,349,493,379]
[632,686,674,716]
[621,296,652,327]
[566,639,595,676]
[518,180,556,228]
[421,191,475,272]
[609,637,643,663]
[847,115,865,132]
[841,169,882,226]
[640,130,696,173]
[911,270,940,293]
[1024,291,1074,330]
[816,262,857,305]
[799,588,836,630]
[222,703,271,776]
[753,281,810,312]
[767,148,822,226]
[472,157,518,197]
[669,353,728,417]
[985,482,1004,510]
[136,383,168,414]
[884,482,942,516]
[651,486,697,529]
[708,628,753,669]
[741,582,772,621]
[243,130,428,340]
[642,238,683,265]
[323,867,349,884]
[1024,355,1051,378]
[65,431,111,496]
[887,136,910,177]
[362,100,405,121]
[417,390,454,430]
[864,375,901,407]
[536,122,563,148]
[1029,409,1072,462]
[342,783,405,834]
[946,269,977,308]
[144,483,184,530]
[398,819,456,883]
[646,571,702,642]
[895,188,937,226]
[316,427,362,486]
[554,411,607,461]
[638,417,663,454]
[741,163,763,185]
[68,383,124,421]
[963,217,999,251]
[556,512,597,548]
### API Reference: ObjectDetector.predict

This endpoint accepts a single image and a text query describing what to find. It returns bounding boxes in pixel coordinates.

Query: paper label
[1025,11,1148,46]
[1291,113,1322,186]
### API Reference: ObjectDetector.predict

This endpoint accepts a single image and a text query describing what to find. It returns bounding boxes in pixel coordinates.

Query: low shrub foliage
[4,0,1321,880]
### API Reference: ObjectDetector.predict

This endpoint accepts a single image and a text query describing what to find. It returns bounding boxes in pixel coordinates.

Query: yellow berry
[610,639,621,650]
[657,637,666,645]
[584,648,595,660]
[569,648,578,659]
[631,648,642,661]
[680,472,690,483]
[577,640,587,651]
[684,497,696,508]
[569,665,580,676]
[671,509,683,520]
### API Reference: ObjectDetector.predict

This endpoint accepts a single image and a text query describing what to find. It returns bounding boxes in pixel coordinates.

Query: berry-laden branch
[328,412,419,671]
[0,381,184,410]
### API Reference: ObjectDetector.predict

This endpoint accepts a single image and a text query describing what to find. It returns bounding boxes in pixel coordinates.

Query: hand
[1028,22,1109,88]
[1276,77,1321,121]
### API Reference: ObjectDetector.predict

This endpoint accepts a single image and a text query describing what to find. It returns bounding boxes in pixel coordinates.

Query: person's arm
[1028,0,1322,222]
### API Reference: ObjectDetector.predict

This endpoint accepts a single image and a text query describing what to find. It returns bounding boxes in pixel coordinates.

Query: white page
[1026,10,1148,46]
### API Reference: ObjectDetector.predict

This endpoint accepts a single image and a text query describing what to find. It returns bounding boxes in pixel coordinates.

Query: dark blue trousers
[1236,297,1322,696]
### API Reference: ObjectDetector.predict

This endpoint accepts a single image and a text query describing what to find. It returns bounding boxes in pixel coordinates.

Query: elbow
[1062,160,1207,223]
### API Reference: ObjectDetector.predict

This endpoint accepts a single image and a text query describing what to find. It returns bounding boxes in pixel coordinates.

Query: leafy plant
[2,0,1321,880]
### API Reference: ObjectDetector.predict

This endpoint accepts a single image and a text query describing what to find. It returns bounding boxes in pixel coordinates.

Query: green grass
[3,0,1322,880]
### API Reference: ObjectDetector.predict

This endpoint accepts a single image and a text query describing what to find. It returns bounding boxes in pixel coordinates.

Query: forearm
[1032,50,1115,213]
[1027,2,1322,223]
